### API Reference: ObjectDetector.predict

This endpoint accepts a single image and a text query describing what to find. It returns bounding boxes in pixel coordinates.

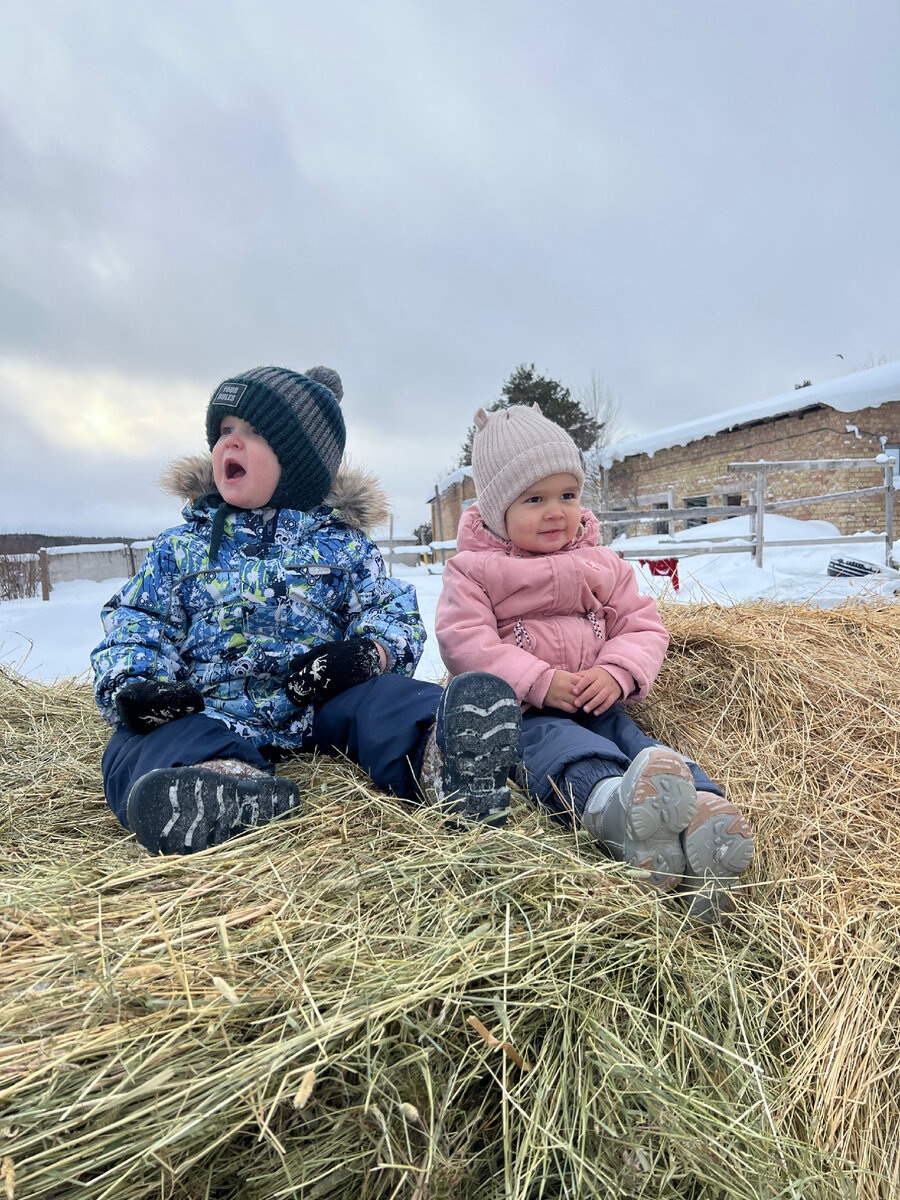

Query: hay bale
[1,601,899,1199]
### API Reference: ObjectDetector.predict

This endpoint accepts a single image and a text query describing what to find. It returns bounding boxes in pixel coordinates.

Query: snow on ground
[1,515,898,684]
[610,513,900,605]
[0,574,452,685]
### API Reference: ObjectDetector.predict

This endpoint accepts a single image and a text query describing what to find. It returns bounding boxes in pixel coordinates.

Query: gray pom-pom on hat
[304,365,343,403]
[472,404,584,540]
[206,365,345,512]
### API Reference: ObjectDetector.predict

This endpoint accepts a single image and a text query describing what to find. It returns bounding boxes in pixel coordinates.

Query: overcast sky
[2,0,898,538]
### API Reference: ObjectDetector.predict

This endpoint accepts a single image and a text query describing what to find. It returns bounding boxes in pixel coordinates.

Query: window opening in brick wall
[653,502,670,535]
[684,495,709,528]
[725,493,743,506]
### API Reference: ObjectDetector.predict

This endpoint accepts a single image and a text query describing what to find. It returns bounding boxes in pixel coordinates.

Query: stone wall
[605,401,899,535]
[40,542,153,590]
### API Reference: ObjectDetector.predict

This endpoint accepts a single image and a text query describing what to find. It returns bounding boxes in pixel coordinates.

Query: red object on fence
[638,557,680,590]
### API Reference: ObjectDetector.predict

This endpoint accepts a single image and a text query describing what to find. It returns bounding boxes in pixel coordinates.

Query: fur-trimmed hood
[159,454,390,535]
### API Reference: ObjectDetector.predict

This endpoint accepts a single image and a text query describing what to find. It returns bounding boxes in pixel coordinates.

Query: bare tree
[849,352,897,373]
[0,553,40,601]
[576,373,622,511]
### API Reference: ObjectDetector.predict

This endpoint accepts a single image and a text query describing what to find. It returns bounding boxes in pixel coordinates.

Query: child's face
[212,416,282,509]
[504,472,582,554]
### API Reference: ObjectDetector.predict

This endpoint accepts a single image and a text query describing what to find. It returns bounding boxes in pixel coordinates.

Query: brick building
[599,362,900,537]
[429,467,476,553]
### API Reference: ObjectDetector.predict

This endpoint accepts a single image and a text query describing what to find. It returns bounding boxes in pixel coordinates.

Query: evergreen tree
[458,364,601,466]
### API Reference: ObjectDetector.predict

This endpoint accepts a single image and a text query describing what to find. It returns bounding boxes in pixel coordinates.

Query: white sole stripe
[160,782,180,839]
[474,720,521,740]
[455,700,520,718]
[183,777,205,849]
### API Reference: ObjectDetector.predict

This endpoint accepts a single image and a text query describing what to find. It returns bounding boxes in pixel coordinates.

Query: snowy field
[1,514,898,684]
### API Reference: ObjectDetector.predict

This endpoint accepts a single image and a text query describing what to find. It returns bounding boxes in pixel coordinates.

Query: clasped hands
[543,665,623,715]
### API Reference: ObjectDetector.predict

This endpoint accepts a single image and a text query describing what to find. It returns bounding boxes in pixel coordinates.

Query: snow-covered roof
[370,524,416,544]
[432,465,473,496]
[45,542,129,556]
[600,360,900,467]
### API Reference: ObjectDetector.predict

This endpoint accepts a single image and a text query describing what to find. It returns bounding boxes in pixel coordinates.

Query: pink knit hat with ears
[471,404,585,540]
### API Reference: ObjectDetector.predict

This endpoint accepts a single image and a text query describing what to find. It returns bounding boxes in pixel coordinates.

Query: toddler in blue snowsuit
[92,365,521,854]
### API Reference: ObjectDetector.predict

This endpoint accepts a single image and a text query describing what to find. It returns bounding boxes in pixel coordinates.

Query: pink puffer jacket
[435,504,669,709]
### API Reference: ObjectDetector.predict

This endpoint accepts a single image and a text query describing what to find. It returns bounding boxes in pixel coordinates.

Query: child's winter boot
[581,746,697,890]
[126,762,300,855]
[419,672,521,826]
[678,792,754,922]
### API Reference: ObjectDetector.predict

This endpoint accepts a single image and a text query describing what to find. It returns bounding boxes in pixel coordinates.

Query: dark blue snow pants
[518,701,721,827]
[102,674,444,828]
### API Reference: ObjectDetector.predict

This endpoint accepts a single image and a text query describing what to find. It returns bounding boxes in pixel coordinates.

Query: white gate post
[885,462,895,567]
[754,471,766,569]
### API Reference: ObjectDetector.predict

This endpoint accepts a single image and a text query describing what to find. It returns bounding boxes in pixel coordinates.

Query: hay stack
[1,601,899,1199]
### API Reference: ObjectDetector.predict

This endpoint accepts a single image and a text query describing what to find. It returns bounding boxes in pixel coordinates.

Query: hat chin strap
[208,500,237,562]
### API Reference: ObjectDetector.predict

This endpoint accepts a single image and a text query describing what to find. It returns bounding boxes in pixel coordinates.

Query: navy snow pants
[102,674,444,828]
[518,701,721,827]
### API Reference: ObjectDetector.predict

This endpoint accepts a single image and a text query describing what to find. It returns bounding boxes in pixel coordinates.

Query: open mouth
[225,461,246,480]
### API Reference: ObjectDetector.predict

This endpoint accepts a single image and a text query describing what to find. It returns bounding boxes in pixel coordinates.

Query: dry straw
[1,600,899,1199]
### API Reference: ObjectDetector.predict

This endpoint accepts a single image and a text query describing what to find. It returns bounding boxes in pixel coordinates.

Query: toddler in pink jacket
[435,404,753,920]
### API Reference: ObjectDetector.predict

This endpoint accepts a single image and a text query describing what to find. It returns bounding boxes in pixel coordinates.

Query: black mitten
[115,679,205,734]
[285,638,382,707]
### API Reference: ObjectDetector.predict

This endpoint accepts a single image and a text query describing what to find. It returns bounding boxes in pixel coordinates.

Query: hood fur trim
[160,454,390,535]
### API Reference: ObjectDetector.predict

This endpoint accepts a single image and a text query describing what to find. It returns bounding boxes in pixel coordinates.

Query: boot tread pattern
[619,747,698,890]
[439,673,521,826]
[679,791,755,922]
[127,767,299,855]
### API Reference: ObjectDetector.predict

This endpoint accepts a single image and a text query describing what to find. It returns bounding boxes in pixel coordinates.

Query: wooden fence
[10,460,894,601]
[596,457,896,569]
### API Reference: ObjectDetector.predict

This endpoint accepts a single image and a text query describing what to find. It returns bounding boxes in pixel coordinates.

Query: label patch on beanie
[213,382,247,408]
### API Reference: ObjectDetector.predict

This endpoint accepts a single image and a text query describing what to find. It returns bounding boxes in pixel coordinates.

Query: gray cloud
[1,0,898,535]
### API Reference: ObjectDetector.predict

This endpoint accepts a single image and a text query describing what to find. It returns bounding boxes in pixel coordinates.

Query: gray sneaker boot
[581,746,698,891]
[678,792,754,922]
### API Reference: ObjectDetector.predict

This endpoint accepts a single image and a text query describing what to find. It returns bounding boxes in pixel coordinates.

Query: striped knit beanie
[472,404,584,540]
[206,365,345,511]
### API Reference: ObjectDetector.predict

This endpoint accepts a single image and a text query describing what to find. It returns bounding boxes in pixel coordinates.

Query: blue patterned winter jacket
[91,458,425,750]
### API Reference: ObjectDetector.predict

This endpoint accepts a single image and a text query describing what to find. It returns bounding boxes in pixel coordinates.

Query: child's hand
[285,637,383,707]
[571,666,623,715]
[115,679,205,734]
[543,670,580,713]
